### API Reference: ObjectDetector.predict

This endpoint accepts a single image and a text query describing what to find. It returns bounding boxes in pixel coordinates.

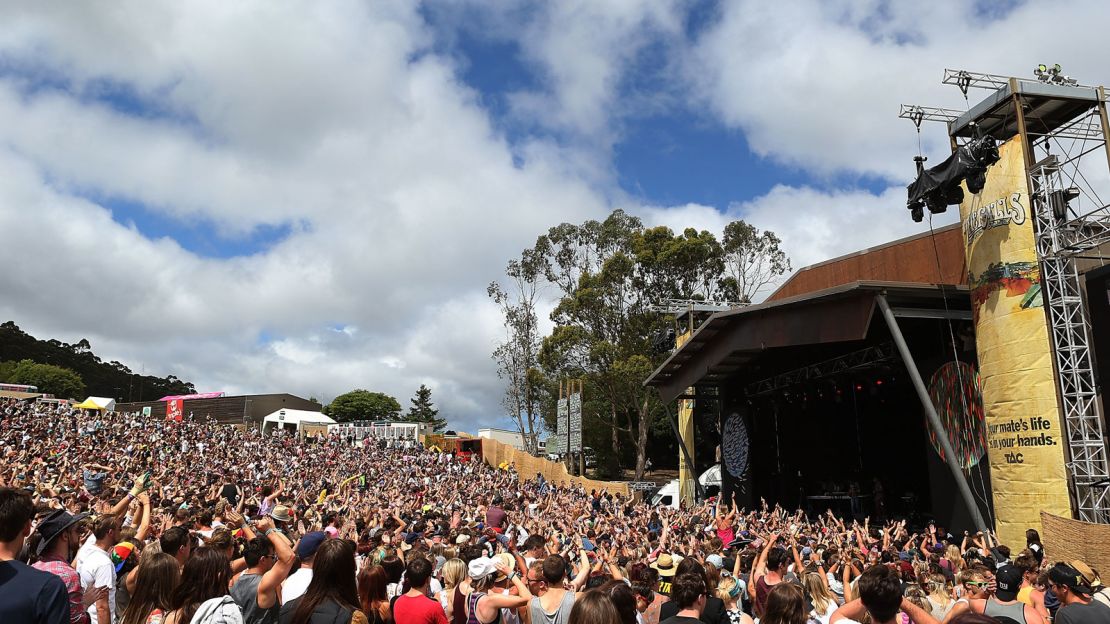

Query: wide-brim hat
[651,553,683,577]
[34,509,89,556]
[1070,560,1102,588]
[494,553,515,581]
[271,506,293,523]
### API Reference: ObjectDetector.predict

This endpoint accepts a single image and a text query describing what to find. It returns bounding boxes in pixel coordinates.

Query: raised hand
[256,516,274,533]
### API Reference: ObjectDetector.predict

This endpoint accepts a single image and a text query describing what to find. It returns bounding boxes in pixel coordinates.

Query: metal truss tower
[903,69,1110,522]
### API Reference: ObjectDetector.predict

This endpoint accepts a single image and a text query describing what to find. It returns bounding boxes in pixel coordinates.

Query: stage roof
[767,223,966,302]
[644,281,969,403]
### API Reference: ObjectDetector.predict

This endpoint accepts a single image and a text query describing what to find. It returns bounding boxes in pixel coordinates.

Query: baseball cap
[1049,563,1094,596]
[706,554,725,569]
[110,542,135,573]
[297,531,328,559]
[994,565,1023,601]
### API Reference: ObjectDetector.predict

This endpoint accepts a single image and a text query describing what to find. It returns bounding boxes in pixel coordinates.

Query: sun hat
[494,553,515,581]
[1070,560,1102,588]
[456,534,470,545]
[650,553,683,577]
[469,556,498,580]
[270,506,293,523]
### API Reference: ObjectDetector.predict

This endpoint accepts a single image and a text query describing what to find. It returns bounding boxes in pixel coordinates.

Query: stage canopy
[74,397,116,411]
[644,280,970,403]
[261,408,336,433]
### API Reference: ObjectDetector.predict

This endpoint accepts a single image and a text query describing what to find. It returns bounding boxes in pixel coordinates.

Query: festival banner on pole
[959,135,1071,546]
[676,328,696,507]
[167,398,184,422]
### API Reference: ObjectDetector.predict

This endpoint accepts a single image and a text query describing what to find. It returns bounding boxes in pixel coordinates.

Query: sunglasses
[965,581,989,588]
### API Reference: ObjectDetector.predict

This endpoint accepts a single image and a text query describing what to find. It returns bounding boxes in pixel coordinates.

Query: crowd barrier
[477,437,629,496]
[1040,511,1110,574]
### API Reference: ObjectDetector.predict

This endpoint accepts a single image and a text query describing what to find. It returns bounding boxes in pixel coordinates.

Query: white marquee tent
[261,408,335,435]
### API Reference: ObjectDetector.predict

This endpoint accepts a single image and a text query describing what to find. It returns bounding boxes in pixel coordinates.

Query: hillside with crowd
[2,397,1109,624]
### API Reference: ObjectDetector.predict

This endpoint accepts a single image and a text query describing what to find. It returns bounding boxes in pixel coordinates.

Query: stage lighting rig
[905,128,999,222]
[1049,186,1081,221]
[1034,63,1078,86]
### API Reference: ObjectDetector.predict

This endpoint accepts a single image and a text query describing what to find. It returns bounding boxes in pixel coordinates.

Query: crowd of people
[2,397,1110,624]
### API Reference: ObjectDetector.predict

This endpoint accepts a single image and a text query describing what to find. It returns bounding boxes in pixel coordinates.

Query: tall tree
[530,211,685,479]
[407,384,447,431]
[718,220,791,303]
[324,389,401,423]
[488,249,545,455]
[510,210,790,480]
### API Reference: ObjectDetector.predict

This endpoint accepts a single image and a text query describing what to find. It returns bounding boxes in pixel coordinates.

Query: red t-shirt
[394,593,449,624]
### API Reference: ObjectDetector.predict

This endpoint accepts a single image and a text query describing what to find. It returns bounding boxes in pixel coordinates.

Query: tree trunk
[634,397,650,480]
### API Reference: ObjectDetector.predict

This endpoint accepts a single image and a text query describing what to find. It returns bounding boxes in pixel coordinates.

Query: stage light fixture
[1050,186,1081,221]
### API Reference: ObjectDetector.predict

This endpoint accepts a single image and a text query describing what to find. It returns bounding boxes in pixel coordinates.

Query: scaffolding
[903,69,1110,523]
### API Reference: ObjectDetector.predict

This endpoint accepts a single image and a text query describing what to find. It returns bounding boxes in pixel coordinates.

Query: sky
[1,0,1108,432]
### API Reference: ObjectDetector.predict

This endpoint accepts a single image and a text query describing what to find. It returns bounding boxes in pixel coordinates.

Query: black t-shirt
[660,597,725,624]
[1056,601,1110,624]
[660,616,705,624]
[0,560,70,624]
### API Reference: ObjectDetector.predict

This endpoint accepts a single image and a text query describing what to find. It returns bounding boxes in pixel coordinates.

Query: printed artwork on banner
[958,133,1070,548]
[926,361,987,469]
[722,412,750,490]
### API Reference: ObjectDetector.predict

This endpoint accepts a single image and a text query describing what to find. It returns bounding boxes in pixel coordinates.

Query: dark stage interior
[710,316,994,532]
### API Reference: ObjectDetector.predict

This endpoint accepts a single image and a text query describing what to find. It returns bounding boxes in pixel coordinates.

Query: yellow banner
[677,327,696,506]
[960,135,1071,547]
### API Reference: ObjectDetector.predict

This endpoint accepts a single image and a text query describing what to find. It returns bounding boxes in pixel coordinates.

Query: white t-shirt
[282,568,313,605]
[75,543,117,624]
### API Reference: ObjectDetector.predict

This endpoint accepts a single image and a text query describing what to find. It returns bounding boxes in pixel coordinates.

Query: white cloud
[0,2,607,432]
[690,0,1110,181]
[638,188,959,301]
[2,0,1109,433]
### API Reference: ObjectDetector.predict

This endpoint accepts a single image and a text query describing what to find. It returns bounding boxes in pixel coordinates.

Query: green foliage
[718,220,791,303]
[324,389,402,423]
[0,321,195,400]
[407,384,447,431]
[504,209,790,479]
[1,359,86,399]
[488,248,547,454]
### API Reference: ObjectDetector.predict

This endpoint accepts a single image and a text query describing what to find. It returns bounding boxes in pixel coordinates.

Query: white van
[649,464,722,508]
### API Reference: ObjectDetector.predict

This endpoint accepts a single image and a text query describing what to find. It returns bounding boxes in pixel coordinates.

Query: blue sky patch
[102,196,294,259]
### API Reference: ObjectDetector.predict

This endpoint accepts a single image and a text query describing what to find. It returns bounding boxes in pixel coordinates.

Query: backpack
[190,596,244,624]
